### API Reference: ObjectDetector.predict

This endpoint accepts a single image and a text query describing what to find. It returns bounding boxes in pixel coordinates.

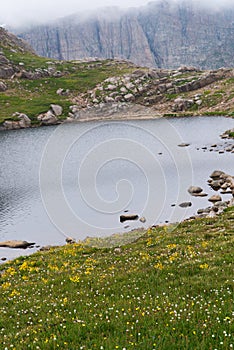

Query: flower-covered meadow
[0,207,233,349]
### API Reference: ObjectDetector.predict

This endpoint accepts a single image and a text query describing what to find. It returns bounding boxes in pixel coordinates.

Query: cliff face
[17,1,234,69]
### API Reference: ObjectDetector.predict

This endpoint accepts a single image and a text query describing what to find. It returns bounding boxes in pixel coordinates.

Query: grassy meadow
[0,207,233,349]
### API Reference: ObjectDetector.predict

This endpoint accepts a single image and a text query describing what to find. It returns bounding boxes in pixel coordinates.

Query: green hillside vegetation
[0,207,233,349]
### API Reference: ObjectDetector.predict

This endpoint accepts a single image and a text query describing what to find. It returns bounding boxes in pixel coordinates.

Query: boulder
[188,186,203,194]
[178,143,190,147]
[210,170,225,179]
[65,237,76,244]
[124,93,135,102]
[208,195,222,203]
[17,113,31,128]
[139,217,146,223]
[56,88,70,96]
[172,98,194,112]
[179,202,192,208]
[0,240,35,249]
[50,104,63,116]
[209,180,224,190]
[120,214,139,223]
[3,120,19,130]
[37,110,58,125]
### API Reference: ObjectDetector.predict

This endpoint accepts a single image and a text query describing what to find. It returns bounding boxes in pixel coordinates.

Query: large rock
[37,110,58,125]
[120,214,139,223]
[208,195,222,203]
[188,186,207,196]
[210,170,225,179]
[50,104,63,116]
[0,240,35,249]
[188,186,203,194]
[172,98,194,112]
[179,202,192,208]
[17,113,31,128]
[3,113,31,130]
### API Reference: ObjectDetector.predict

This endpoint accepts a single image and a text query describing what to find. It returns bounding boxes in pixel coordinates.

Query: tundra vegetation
[0,207,233,349]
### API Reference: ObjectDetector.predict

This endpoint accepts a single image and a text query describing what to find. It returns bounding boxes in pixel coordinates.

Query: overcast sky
[1,0,233,28]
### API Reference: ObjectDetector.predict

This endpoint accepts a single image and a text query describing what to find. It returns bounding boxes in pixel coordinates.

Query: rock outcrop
[17,1,234,69]
[3,113,31,130]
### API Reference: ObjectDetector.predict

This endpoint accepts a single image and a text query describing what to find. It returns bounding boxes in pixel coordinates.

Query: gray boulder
[50,104,63,116]
[37,110,58,125]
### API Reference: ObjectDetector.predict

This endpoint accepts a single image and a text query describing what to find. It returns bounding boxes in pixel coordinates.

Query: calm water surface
[0,117,233,260]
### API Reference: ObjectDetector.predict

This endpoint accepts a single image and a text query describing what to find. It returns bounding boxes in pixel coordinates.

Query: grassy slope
[0,207,233,349]
[0,46,135,124]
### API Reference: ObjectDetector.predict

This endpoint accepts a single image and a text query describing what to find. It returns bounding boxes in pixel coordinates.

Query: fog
[1,0,234,28]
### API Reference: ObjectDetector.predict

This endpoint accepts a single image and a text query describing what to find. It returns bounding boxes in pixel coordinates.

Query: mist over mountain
[16,0,234,69]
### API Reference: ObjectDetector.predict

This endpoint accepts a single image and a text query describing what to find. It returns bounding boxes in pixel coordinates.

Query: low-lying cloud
[1,0,234,28]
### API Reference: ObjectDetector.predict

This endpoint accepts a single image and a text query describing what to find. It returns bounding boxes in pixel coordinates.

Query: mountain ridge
[16,0,234,69]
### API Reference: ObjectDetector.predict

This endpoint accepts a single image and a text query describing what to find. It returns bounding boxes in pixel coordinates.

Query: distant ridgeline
[16,0,234,69]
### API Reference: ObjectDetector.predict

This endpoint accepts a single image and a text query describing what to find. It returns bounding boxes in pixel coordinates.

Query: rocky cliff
[16,1,234,70]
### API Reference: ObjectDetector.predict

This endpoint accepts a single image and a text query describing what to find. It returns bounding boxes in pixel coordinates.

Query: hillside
[1,27,234,129]
[0,206,233,349]
[16,0,234,70]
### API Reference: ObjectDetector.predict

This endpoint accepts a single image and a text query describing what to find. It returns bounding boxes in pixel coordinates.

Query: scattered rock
[39,245,54,251]
[178,143,190,147]
[1,257,7,261]
[65,237,76,244]
[139,217,146,223]
[56,88,70,96]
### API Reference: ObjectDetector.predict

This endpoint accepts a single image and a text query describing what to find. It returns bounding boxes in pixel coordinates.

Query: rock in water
[188,186,203,194]
[210,170,225,179]
[0,240,35,249]
[208,195,222,203]
[179,202,192,208]
[120,214,139,223]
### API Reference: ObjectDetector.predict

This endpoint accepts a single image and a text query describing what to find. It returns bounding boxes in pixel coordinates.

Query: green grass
[0,207,233,349]
[228,131,234,138]
[0,37,136,124]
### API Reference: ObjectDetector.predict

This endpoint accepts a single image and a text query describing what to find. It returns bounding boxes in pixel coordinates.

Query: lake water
[0,116,233,260]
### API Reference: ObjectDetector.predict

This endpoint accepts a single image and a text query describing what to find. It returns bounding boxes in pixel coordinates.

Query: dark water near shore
[0,116,233,261]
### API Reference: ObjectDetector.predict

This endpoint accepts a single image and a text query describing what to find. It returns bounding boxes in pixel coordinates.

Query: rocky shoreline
[1,169,233,263]
[1,62,234,131]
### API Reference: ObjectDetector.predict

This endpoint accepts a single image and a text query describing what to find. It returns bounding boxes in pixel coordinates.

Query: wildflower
[199,263,209,269]
[154,262,163,270]
[70,275,80,283]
